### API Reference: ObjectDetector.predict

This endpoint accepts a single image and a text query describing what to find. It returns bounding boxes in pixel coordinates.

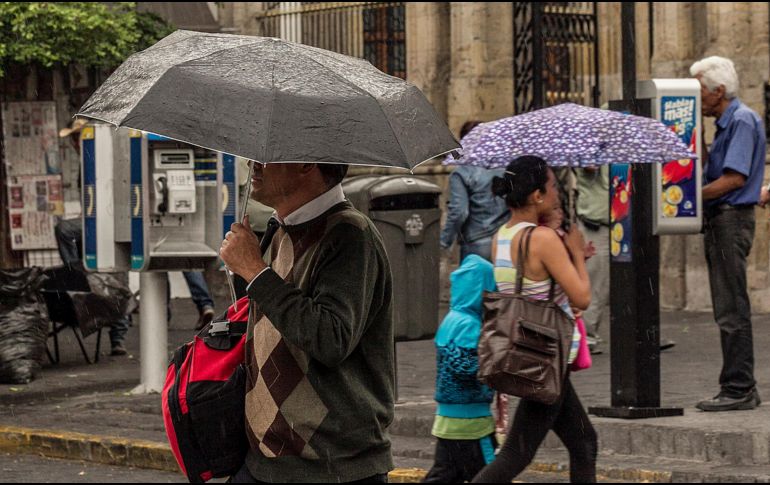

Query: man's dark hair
[318,163,349,188]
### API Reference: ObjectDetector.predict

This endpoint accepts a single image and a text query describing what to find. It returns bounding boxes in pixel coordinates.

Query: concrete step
[391,435,770,483]
[391,401,770,467]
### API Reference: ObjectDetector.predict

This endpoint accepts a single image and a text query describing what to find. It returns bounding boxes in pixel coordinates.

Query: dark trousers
[704,207,757,398]
[54,219,83,265]
[472,378,597,483]
[422,435,496,483]
[227,463,388,484]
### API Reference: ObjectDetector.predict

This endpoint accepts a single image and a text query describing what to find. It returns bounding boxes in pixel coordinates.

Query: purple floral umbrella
[444,103,697,168]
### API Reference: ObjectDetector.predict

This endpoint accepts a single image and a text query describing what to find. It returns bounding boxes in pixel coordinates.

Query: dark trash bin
[343,175,442,341]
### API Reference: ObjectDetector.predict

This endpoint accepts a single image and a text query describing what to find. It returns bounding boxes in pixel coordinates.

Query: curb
[0,425,684,483]
[0,378,140,407]
[526,461,671,483]
[0,426,176,472]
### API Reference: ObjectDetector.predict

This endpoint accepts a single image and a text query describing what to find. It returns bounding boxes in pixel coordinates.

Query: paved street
[0,453,615,483]
[0,453,186,483]
[1,296,770,482]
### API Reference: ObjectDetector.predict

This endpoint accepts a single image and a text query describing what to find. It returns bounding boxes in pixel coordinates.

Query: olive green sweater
[244,201,394,483]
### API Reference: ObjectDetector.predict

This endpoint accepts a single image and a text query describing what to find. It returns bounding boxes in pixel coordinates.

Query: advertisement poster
[610,164,633,263]
[6,175,64,250]
[1,101,59,176]
[660,96,697,219]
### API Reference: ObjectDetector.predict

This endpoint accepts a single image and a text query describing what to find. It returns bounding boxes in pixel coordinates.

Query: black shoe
[195,307,215,331]
[696,391,759,412]
[110,343,128,356]
[660,340,676,352]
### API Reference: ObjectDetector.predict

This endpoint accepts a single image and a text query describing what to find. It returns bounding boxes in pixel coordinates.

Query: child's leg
[423,436,497,483]
[460,434,497,482]
[422,438,461,483]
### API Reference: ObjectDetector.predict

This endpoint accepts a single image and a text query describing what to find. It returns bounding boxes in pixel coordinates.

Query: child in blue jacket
[422,254,497,483]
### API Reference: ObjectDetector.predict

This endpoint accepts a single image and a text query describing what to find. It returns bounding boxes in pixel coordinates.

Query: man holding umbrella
[76,30,460,482]
[220,161,395,483]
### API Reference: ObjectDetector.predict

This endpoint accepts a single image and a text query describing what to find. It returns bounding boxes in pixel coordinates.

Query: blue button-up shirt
[705,98,766,208]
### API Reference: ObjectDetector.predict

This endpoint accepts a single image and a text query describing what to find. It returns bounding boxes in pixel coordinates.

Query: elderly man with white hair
[690,56,766,412]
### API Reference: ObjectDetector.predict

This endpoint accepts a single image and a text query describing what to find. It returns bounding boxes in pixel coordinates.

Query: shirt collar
[275,184,345,226]
[716,98,741,130]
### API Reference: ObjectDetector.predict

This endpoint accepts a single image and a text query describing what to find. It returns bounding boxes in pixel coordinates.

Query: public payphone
[81,124,237,273]
[80,123,238,393]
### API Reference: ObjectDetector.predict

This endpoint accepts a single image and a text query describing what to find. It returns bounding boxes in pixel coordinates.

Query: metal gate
[256,2,406,79]
[513,2,599,114]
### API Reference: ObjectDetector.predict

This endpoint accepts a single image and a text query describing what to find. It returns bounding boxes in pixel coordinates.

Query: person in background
[575,166,609,354]
[423,254,497,483]
[760,183,770,208]
[56,119,131,356]
[691,56,765,412]
[440,121,509,262]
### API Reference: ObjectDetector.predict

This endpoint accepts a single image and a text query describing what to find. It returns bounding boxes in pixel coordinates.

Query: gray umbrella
[77,30,459,170]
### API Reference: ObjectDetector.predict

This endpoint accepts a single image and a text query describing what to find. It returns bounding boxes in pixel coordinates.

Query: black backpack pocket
[186,363,248,477]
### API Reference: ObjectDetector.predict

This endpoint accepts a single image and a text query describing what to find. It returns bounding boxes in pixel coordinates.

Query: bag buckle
[208,319,231,336]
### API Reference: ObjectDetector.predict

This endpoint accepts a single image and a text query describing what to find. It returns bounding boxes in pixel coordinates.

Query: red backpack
[162,296,250,483]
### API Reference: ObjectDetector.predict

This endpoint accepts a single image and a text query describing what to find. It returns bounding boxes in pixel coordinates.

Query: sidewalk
[1,296,770,482]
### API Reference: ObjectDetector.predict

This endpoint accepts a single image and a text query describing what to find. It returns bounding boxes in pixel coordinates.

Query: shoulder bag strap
[515,226,536,294]
[517,225,558,302]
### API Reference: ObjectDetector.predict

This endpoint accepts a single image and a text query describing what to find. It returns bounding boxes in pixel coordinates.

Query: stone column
[406,2,451,122]
[597,2,621,106]
[447,2,513,136]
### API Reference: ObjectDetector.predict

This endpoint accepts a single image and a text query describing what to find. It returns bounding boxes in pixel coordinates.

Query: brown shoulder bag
[477,226,575,405]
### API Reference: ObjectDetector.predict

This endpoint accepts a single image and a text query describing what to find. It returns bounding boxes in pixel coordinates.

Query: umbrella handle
[226,160,257,312]
[226,268,239,312]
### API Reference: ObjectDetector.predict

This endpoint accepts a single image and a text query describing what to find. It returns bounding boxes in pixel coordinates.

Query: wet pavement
[1,295,770,482]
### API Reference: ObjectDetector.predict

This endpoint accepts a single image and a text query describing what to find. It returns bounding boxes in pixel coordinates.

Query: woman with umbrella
[472,155,597,484]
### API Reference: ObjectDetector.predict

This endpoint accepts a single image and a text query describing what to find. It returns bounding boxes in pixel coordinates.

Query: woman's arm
[530,227,592,311]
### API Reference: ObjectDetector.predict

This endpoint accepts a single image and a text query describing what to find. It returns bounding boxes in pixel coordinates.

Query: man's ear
[716,84,727,100]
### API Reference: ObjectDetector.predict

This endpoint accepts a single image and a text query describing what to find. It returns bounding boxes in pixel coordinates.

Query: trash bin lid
[341,175,383,197]
[367,175,442,199]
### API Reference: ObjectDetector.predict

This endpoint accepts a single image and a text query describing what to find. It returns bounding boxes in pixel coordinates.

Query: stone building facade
[216,2,770,312]
[4,3,765,311]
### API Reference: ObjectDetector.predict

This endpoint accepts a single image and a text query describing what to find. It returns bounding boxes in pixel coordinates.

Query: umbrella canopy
[445,103,696,168]
[78,30,459,170]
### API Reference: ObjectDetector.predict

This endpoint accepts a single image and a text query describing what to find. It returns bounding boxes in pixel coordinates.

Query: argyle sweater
[244,201,395,483]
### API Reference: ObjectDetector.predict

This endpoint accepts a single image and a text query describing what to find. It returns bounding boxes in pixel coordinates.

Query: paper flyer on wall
[1,101,60,176]
[6,175,64,250]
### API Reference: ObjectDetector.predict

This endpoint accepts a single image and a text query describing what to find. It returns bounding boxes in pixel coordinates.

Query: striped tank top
[494,222,581,365]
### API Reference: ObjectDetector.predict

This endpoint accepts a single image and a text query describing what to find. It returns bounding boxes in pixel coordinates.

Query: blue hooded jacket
[434,254,496,418]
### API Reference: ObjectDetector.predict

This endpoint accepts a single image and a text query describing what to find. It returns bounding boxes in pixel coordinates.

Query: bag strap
[515,225,557,303]
[514,226,535,294]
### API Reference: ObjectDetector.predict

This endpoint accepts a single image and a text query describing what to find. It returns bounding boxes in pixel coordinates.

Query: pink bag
[570,317,592,372]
